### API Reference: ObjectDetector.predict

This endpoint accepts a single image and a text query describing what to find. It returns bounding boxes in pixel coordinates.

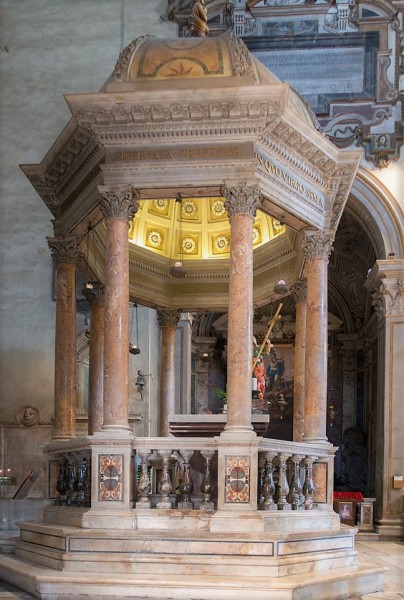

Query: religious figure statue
[252,337,270,400]
[189,0,209,37]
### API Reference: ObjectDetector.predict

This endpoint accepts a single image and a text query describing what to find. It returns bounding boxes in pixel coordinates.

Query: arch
[347,167,404,260]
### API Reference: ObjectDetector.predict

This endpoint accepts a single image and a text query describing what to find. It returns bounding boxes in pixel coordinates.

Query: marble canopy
[21,33,362,311]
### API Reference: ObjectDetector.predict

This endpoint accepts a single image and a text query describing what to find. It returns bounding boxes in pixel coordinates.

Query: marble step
[0,552,386,600]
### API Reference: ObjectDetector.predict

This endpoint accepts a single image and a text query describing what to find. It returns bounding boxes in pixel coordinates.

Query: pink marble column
[302,230,334,443]
[158,309,181,437]
[99,186,139,434]
[291,279,307,442]
[221,182,261,433]
[48,236,81,440]
[83,282,105,435]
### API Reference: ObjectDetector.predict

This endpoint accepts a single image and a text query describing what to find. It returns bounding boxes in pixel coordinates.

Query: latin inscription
[255,153,324,209]
[113,145,242,162]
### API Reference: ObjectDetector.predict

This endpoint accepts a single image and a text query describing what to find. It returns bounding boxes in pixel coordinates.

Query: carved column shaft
[222,182,261,433]
[100,187,139,433]
[291,280,307,442]
[84,283,105,435]
[303,231,333,443]
[48,236,81,440]
[158,310,181,437]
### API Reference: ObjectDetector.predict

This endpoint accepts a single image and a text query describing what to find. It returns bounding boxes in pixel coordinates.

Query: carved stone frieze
[221,181,261,218]
[329,165,360,230]
[302,230,334,261]
[157,309,182,328]
[71,99,279,133]
[371,278,404,319]
[225,33,255,77]
[48,236,82,266]
[291,279,307,304]
[99,187,140,221]
[112,35,154,82]
[45,127,101,193]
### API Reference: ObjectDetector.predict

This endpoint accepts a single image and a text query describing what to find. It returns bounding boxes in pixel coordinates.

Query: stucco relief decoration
[214,234,230,252]
[151,199,170,215]
[182,236,197,254]
[371,279,404,318]
[225,456,250,503]
[47,236,82,267]
[99,187,140,222]
[182,198,198,219]
[148,230,163,248]
[99,454,123,502]
[221,181,262,218]
[210,198,226,219]
[302,230,334,261]
[112,35,154,82]
[16,406,40,427]
[157,309,182,328]
[226,33,255,77]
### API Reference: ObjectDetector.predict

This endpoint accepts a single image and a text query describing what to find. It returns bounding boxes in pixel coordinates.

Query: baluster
[290,454,304,510]
[156,450,173,509]
[55,455,68,506]
[136,451,152,509]
[178,449,194,510]
[257,453,266,508]
[66,454,76,506]
[303,455,317,510]
[277,452,292,511]
[260,452,277,511]
[83,454,91,507]
[200,450,215,511]
[74,454,86,507]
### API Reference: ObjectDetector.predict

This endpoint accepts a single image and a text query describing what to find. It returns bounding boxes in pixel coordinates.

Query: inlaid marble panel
[225,456,250,504]
[98,454,123,502]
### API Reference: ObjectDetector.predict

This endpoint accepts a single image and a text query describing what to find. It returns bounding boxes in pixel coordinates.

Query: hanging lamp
[169,194,186,278]
[129,302,141,355]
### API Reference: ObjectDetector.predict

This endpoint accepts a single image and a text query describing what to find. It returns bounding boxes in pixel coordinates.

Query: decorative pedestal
[357,498,376,531]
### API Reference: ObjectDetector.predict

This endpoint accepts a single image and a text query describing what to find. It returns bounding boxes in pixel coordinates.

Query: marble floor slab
[0,540,402,599]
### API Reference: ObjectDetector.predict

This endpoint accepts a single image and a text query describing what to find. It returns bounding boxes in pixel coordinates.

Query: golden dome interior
[129,197,286,261]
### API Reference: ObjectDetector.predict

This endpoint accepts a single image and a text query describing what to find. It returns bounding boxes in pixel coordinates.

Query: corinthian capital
[99,186,140,221]
[221,181,261,219]
[302,230,334,261]
[157,309,182,328]
[371,278,404,319]
[291,279,307,304]
[83,282,105,307]
[47,236,82,267]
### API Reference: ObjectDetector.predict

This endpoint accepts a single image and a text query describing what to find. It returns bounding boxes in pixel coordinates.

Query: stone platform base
[0,515,386,600]
[0,552,385,600]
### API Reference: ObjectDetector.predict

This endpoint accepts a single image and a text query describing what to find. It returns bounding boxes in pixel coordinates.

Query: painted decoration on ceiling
[129,37,232,80]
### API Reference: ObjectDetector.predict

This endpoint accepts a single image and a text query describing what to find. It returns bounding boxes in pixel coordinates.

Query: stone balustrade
[46,436,334,513]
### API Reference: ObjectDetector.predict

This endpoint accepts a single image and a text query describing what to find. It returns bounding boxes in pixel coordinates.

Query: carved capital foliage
[371,278,404,319]
[47,236,82,267]
[221,181,261,218]
[291,279,307,304]
[99,187,140,221]
[83,282,105,307]
[302,230,334,261]
[157,309,182,328]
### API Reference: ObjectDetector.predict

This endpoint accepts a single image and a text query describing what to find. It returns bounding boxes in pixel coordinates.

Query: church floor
[0,540,402,600]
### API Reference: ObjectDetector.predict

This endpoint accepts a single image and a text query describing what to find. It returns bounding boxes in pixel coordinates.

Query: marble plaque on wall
[245,33,378,114]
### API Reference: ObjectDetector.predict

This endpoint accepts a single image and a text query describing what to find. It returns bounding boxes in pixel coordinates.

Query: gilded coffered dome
[129,197,285,261]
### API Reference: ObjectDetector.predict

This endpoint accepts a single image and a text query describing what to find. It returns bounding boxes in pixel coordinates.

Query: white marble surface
[0,539,402,599]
